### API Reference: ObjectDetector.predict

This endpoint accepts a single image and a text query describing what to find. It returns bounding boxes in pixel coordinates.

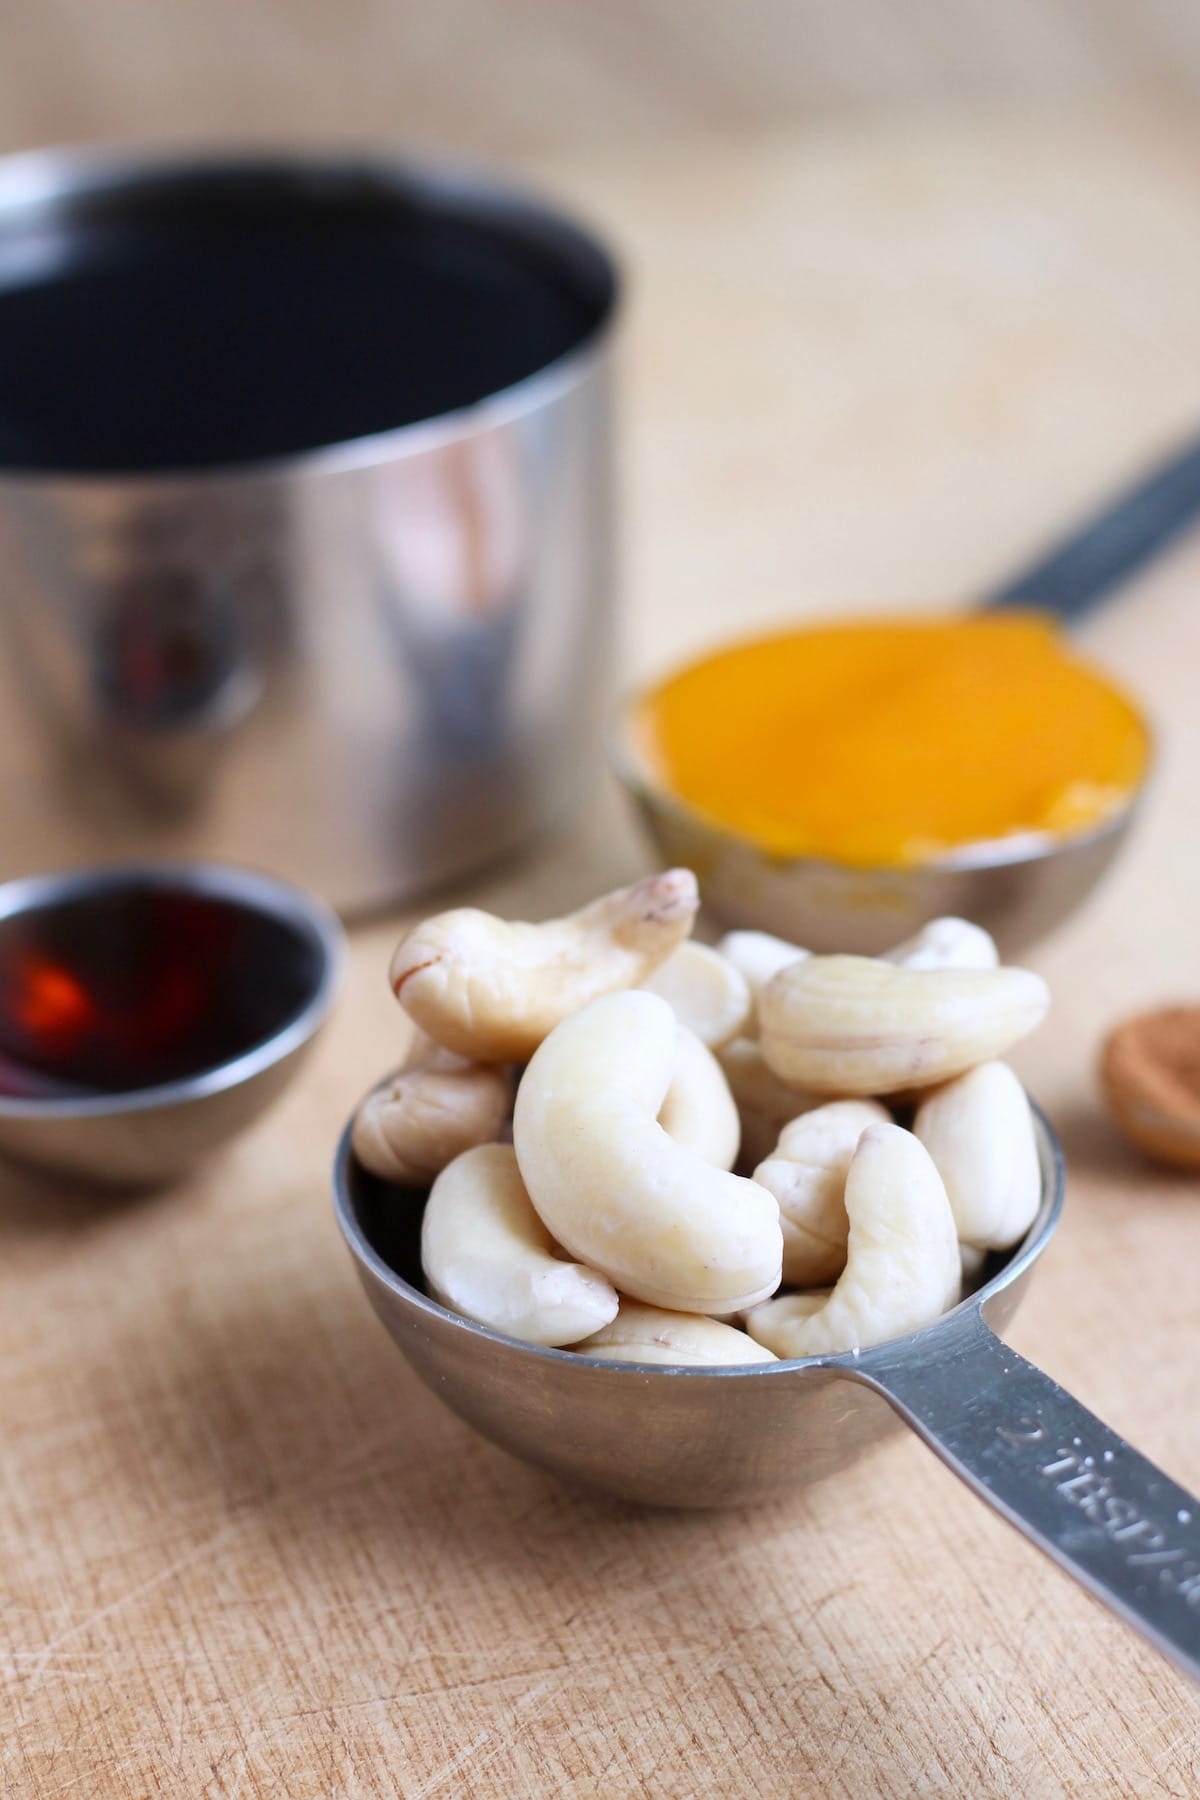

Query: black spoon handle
[986,435,1200,620]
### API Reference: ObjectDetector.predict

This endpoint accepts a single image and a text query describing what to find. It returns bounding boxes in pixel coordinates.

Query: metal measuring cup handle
[852,1304,1200,1683]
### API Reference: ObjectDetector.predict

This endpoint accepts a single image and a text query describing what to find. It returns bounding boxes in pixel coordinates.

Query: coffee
[0,173,605,473]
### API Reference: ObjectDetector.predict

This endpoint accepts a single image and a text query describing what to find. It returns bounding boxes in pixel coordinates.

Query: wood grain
[1,1,1200,158]
[6,106,1200,1797]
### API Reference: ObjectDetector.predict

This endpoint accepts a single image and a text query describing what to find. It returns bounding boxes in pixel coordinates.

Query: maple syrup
[0,885,322,1093]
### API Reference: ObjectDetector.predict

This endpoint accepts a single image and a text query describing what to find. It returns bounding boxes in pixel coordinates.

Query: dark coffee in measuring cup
[0,164,607,472]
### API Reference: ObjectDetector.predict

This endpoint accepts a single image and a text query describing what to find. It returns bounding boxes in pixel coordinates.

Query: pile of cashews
[352,870,1050,1366]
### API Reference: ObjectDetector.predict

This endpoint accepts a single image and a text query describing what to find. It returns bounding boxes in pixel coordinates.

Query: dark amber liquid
[0,888,321,1093]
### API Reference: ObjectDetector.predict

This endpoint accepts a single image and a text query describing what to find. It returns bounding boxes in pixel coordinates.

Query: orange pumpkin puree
[631,614,1149,867]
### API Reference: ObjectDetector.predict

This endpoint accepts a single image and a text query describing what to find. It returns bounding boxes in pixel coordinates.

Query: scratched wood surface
[7,108,1200,1797]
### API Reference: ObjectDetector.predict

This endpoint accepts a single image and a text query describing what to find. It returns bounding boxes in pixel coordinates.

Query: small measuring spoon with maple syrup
[0,863,343,1184]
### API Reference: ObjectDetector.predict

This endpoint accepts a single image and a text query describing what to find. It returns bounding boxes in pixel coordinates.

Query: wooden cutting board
[5,107,1200,1798]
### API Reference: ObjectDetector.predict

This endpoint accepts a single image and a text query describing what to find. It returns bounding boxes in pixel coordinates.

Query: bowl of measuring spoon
[0,862,343,1185]
[612,613,1152,956]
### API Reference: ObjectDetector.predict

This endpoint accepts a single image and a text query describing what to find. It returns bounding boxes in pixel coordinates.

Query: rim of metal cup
[331,1095,1065,1379]
[0,861,345,1120]
[0,142,622,486]
[607,686,1150,881]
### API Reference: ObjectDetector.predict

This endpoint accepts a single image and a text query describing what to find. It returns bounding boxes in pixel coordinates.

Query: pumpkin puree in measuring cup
[630,614,1150,867]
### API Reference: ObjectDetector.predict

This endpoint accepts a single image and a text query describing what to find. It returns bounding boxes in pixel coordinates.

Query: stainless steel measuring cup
[333,1104,1200,1683]
[0,861,344,1184]
[0,147,619,914]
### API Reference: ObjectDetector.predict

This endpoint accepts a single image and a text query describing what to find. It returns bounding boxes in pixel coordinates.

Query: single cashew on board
[513,990,783,1314]
[745,1123,961,1357]
[642,940,752,1049]
[658,1024,741,1170]
[758,955,1049,1096]
[883,916,999,972]
[421,1144,619,1347]
[352,1060,514,1186]
[389,869,699,1061]
[914,1060,1041,1250]
[574,1300,777,1366]
[753,1099,890,1287]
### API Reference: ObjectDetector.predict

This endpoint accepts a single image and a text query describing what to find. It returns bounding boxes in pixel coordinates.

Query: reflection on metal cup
[0,149,619,909]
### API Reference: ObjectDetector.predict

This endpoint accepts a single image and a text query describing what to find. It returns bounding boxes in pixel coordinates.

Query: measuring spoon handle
[986,434,1200,620]
[853,1304,1200,1683]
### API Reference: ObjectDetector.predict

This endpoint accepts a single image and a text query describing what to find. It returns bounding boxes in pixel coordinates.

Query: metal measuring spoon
[334,1105,1200,1683]
[615,436,1200,954]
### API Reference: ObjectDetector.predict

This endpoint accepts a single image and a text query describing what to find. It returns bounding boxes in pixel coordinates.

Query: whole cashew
[658,1024,741,1169]
[744,1123,961,1357]
[352,1060,514,1186]
[352,1023,514,1186]
[421,1144,619,1346]
[513,991,783,1314]
[914,1060,1041,1250]
[753,1099,890,1287]
[716,1036,819,1167]
[716,930,809,1023]
[389,869,699,1061]
[883,916,999,972]
[574,1300,777,1366]
[758,955,1049,1096]
[642,941,752,1049]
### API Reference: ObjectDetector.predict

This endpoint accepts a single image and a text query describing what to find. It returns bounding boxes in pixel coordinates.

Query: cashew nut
[389,869,699,1061]
[642,941,752,1049]
[914,1060,1041,1250]
[513,991,783,1314]
[574,1300,777,1366]
[717,1036,819,1167]
[883,916,999,972]
[753,1099,891,1286]
[421,1144,619,1346]
[658,1025,741,1170]
[758,955,1049,1096]
[716,930,809,1018]
[401,1025,474,1073]
[352,1059,514,1186]
[352,1024,513,1186]
[744,1123,961,1357]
